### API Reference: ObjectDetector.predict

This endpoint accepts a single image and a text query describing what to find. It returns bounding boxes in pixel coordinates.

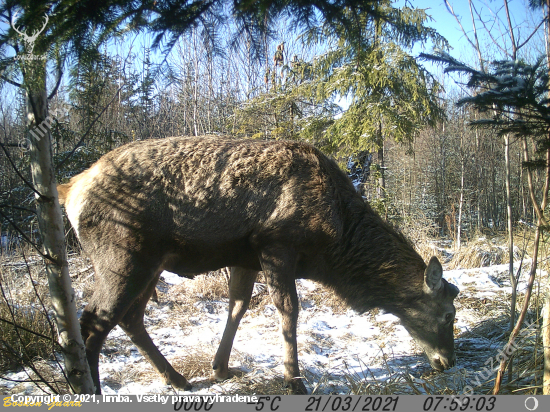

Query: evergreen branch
[55,82,125,171]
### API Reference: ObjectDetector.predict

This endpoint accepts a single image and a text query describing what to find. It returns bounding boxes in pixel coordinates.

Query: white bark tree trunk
[26,66,94,394]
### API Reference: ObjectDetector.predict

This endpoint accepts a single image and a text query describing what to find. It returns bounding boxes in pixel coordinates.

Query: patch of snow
[375,312,399,323]
[160,270,184,285]
[2,255,542,396]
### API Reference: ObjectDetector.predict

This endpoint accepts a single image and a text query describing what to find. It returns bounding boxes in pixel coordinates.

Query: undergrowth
[0,230,546,395]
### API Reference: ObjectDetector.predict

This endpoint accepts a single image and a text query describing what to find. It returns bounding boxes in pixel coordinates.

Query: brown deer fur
[58,136,458,394]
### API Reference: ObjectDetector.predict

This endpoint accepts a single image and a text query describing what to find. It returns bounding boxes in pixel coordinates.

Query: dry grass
[167,270,275,318]
[175,274,224,301]
[124,348,217,391]
[217,366,295,396]
[0,249,78,395]
[165,270,230,321]
[220,375,294,396]
[168,270,229,303]
[448,237,522,270]
[1,359,71,395]
[0,256,56,373]
[190,270,230,301]
[415,242,448,265]
[171,348,216,380]
[300,283,347,314]
[228,376,294,395]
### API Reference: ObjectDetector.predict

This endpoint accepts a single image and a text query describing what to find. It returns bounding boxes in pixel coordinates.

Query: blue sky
[407,0,545,59]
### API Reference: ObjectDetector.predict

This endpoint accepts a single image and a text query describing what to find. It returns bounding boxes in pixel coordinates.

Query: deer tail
[57,183,72,205]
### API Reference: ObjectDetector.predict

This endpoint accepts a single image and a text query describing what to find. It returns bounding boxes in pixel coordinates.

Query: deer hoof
[287,378,308,395]
[210,368,229,382]
[166,374,192,391]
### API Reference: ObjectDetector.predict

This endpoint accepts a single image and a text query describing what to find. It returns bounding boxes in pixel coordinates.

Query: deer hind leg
[80,262,156,394]
[260,247,307,395]
[80,305,116,395]
[211,267,257,381]
[118,271,192,391]
[80,251,187,394]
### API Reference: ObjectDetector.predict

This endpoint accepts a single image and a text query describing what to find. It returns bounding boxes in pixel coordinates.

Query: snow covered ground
[1,255,544,395]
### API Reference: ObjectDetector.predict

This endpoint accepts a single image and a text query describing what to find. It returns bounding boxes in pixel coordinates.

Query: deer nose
[432,354,455,370]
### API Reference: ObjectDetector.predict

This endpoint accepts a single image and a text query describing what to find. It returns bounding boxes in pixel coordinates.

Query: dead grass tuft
[171,349,215,380]
[189,270,230,301]
[169,270,229,301]
[298,281,347,314]
[311,287,347,314]
[399,216,446,263]
[166,270,230,319]
[0,263,56,373]
[448,237,523,270]
[219,369,294,395]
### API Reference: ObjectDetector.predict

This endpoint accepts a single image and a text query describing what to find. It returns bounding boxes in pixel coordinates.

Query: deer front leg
[260,247,307,394]
[212,267,257,381]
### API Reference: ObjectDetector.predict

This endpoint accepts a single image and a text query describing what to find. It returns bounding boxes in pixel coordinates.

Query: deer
[57,136,459,394]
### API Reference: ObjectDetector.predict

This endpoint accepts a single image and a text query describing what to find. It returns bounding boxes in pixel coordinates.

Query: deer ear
[448,283,460,299]
[424,256,443,294]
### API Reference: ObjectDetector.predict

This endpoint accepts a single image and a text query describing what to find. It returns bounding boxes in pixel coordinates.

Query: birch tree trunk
[26,64,94,394]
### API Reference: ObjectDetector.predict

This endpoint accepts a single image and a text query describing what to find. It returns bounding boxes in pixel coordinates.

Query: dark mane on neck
[323,183,426,313]
[304,148,426,314]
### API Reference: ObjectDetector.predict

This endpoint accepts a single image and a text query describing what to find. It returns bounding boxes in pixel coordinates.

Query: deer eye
[445,313,454,324]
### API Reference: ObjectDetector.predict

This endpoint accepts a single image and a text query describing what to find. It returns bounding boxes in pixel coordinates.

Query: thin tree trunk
[377,145,385,200]
[543,0,550,393]
[457,131,465,249]
[26,66,94,394]
[193,28,199,137]
[494,143,550,394]
[505,133,517,332]
[493,224,540,394]
[457,163,464,249]
[523,139,549,227]
[377,120,385,206]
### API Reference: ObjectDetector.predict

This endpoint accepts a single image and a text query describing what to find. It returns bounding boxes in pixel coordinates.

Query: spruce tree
[421,48,550,394]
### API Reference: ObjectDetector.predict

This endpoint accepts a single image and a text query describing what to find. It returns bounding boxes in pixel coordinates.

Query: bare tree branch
[0,141,45,200]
